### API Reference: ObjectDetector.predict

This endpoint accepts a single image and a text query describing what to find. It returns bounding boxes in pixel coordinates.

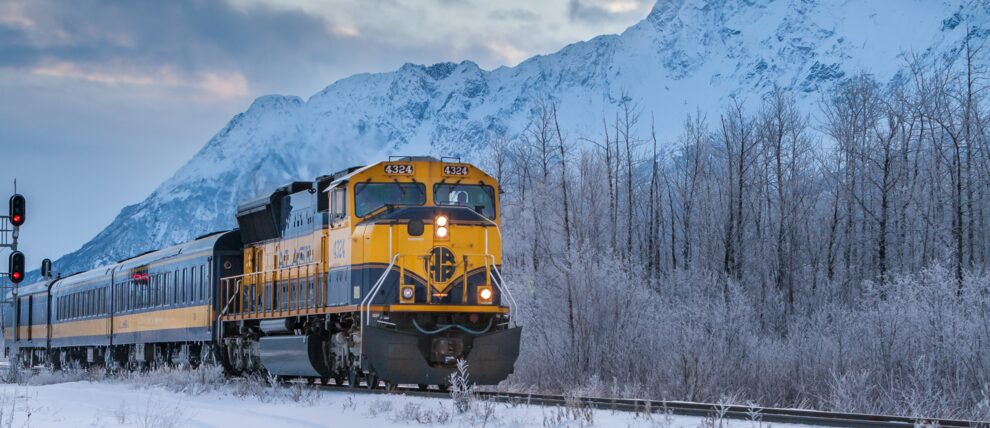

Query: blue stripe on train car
[51,334,109,348]
[112,327,212,345]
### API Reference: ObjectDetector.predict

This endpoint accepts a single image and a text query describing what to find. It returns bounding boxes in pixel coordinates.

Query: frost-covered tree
[496,50,990,420]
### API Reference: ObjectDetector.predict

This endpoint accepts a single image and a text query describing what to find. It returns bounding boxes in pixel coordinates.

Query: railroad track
[316,383,987,428]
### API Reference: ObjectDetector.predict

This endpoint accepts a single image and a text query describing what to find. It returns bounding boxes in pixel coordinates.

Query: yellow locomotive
[219,156,520,388]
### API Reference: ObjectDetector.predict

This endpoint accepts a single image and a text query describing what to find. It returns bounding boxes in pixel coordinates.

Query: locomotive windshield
[354,182,426,216]
[434,183,496,219]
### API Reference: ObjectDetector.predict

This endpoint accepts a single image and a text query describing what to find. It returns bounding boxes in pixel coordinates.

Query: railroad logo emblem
[426,246,456,284]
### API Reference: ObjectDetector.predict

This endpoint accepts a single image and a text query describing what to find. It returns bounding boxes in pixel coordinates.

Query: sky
[0,0,652,270]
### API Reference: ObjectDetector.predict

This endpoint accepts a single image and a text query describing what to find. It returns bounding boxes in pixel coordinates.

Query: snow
[0,370,826,428]
[47,0,990,279]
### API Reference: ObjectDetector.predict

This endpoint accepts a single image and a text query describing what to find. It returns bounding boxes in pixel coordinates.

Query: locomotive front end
[335,157,520,387]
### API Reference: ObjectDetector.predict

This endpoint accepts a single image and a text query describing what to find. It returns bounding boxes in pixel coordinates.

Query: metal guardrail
[218,263,325,320]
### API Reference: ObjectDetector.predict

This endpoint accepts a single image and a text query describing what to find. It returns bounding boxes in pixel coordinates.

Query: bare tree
[718,100,758,281]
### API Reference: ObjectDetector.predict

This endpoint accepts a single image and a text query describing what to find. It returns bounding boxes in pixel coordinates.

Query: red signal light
[8,251,24,284]
[8,194,25,226]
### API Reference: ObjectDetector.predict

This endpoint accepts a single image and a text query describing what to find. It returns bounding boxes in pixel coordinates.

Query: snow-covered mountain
[52,0,987,274]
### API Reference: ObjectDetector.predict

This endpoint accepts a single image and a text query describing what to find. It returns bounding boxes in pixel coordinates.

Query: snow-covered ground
[0,369,812,428]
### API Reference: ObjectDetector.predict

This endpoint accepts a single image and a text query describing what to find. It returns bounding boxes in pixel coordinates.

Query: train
[1,156,521,389]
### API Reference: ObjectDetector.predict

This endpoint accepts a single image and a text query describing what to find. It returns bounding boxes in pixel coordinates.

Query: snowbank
[0,368,808,428]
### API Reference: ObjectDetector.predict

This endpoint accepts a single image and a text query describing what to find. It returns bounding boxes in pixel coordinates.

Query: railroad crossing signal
[8,251,24,284]
[8,194,24,226]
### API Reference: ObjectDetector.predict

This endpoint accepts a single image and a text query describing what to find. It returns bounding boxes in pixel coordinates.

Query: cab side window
[330,187,347,224]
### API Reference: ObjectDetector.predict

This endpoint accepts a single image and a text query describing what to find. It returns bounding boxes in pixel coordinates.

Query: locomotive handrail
[218,263,323,320]
[358,253,401,367]
[476,215,517,324]
[216,278,241,343]
[360,253,401,328]
[219,263,320,281]
[487,255,518,327]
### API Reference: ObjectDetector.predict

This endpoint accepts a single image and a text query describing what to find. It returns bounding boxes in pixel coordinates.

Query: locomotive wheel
[319,377,329,386]
[417,384,429,391]
[334,373,345,386]
[437,384,450,393]
[384,381,398,392]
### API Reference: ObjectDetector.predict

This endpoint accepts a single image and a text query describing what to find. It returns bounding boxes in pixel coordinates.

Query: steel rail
[312,383,986,428]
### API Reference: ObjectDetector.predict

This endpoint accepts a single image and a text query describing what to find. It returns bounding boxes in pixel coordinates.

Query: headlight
[478,287,493,303]
[435,225,448,238]
[435,215,448,227]
[401,286,414,302]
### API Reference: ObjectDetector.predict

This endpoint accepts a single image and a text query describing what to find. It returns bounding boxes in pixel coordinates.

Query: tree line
[491,42,990,419]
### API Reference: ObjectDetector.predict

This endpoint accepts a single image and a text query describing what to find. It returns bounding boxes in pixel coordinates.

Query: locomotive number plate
[443,165,469,176]
[384,164,414,175]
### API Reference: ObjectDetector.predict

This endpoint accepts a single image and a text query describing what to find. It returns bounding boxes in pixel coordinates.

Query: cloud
[328,23,360,38]
[0,0,393,100]
[28,61,248,100]
[31,62,179,86]
[0,2,34,29]
[486,42,528,65]
[488,8,540,22]
[197,72,250,100]
[568,0,651,23]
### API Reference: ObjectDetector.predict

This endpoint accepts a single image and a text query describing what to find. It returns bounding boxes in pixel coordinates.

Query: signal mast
[2,181,27,287]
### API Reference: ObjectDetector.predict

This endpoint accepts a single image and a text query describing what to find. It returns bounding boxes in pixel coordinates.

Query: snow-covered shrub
[507,256,990,420]
[231,372,269,399]
[1,363,19,385]
[469,398,500,428]
[391,402,452,425]
[366,398,394,417]
[449,359,474,413]
[540,399,593,428]
[340,396,357,412]
[825,370,875,414]
[700,399,732,428]
[125,364,226,395]
[287,383,322,405]
[132,395,189,428]
[5,366,105,387]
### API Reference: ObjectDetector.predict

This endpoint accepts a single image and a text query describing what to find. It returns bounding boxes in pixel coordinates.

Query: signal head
[8,251,25,284]
[41,259,52,278]
[8,194,25,226]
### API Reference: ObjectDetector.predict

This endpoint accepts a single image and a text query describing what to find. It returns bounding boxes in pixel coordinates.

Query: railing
[217,252,515,325]
[218,263,326,321]
[487,255,517,327]
[360,254,400,328]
